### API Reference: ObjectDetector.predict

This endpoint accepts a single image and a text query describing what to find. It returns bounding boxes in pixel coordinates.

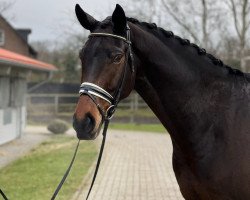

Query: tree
[225,0,250,71]
[32,34,86,83]
[121,0,249,70]
[121,0,226,52]
[0,1,15,14]
[119,0,163,24]
[160,0,225,51]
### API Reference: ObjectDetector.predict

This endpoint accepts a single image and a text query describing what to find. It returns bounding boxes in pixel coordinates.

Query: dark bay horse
[73,4,250,200]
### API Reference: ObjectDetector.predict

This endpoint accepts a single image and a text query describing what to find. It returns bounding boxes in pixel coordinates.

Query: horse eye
[113,54,123,64]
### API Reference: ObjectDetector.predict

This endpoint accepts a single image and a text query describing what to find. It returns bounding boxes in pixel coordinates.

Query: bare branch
[201,0,208,48]
[229,0,242,38]
[161,0,200,43]
[246,20,250,30]
[0,1,15,14]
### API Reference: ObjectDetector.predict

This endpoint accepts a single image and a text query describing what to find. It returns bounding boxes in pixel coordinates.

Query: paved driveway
[73,130,184,200]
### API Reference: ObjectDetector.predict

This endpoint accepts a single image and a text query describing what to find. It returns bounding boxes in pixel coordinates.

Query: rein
[0,25,133,200]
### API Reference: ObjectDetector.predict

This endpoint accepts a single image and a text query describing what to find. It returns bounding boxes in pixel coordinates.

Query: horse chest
[172,150,250,200]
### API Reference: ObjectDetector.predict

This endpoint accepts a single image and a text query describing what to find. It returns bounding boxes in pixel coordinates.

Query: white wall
[0,106,26,145]
[0,108,16,145]
[0,76,27,145]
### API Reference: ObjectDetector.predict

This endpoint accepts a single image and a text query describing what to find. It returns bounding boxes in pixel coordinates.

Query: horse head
[73,4,136,140]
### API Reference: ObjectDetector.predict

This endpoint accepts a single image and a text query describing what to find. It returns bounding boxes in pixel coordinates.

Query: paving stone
[73,130,184,200]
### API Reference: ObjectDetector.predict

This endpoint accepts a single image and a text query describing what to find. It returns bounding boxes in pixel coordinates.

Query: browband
[89,33,131,44]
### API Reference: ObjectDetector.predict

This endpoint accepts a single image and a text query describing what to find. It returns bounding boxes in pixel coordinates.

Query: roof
[0,15,37,57]
[28,83,79,94]
[0,48,57,72]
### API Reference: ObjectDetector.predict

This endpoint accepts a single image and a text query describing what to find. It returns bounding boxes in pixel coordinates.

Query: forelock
[100,17,112,29]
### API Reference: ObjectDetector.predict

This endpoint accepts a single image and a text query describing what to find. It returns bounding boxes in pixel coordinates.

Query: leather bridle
[52,24,134,200]
[79,24,134,120]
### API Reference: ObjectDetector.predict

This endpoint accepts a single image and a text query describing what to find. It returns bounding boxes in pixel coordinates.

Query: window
[0,29,5,46]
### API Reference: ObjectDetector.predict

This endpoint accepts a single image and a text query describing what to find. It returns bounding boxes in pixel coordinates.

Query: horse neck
[130,22,230,152]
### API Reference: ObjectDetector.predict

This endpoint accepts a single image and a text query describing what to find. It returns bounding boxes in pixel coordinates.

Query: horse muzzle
[73,113,98,140]
[73,95,103,140]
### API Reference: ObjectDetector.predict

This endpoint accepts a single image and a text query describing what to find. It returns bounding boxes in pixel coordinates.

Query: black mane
[127,17,244,77]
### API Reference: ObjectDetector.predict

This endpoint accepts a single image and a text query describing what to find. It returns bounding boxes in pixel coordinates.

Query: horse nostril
[83,113,95,132]
[73,113,96,139]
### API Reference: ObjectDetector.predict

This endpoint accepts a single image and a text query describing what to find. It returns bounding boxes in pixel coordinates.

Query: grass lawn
[109,123,167,133]
[0,135,97,200]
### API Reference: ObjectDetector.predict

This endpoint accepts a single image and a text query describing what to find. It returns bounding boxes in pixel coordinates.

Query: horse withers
[73,4,250,200]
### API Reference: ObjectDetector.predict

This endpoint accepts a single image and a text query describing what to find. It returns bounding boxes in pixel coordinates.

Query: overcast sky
[3,0,125,42]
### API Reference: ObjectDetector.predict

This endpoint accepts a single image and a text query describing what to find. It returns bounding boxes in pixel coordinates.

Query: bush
[47,119,69,134]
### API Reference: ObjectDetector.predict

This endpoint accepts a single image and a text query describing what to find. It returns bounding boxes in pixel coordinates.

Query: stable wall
[0,76,27,145]
[0,107,26,145]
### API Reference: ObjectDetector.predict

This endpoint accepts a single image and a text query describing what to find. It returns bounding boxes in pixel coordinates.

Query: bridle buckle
[106,105,116,119]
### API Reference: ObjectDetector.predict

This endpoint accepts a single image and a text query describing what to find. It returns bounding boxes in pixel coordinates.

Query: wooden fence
[26,92,159,124]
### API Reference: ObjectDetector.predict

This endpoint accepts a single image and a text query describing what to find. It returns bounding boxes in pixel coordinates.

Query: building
[0,15,37,58]
[0,15,57,145]
[0,48,57,145]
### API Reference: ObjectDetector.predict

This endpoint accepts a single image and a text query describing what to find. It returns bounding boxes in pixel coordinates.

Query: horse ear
[75,4,98,31]
[112,4,127,34]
